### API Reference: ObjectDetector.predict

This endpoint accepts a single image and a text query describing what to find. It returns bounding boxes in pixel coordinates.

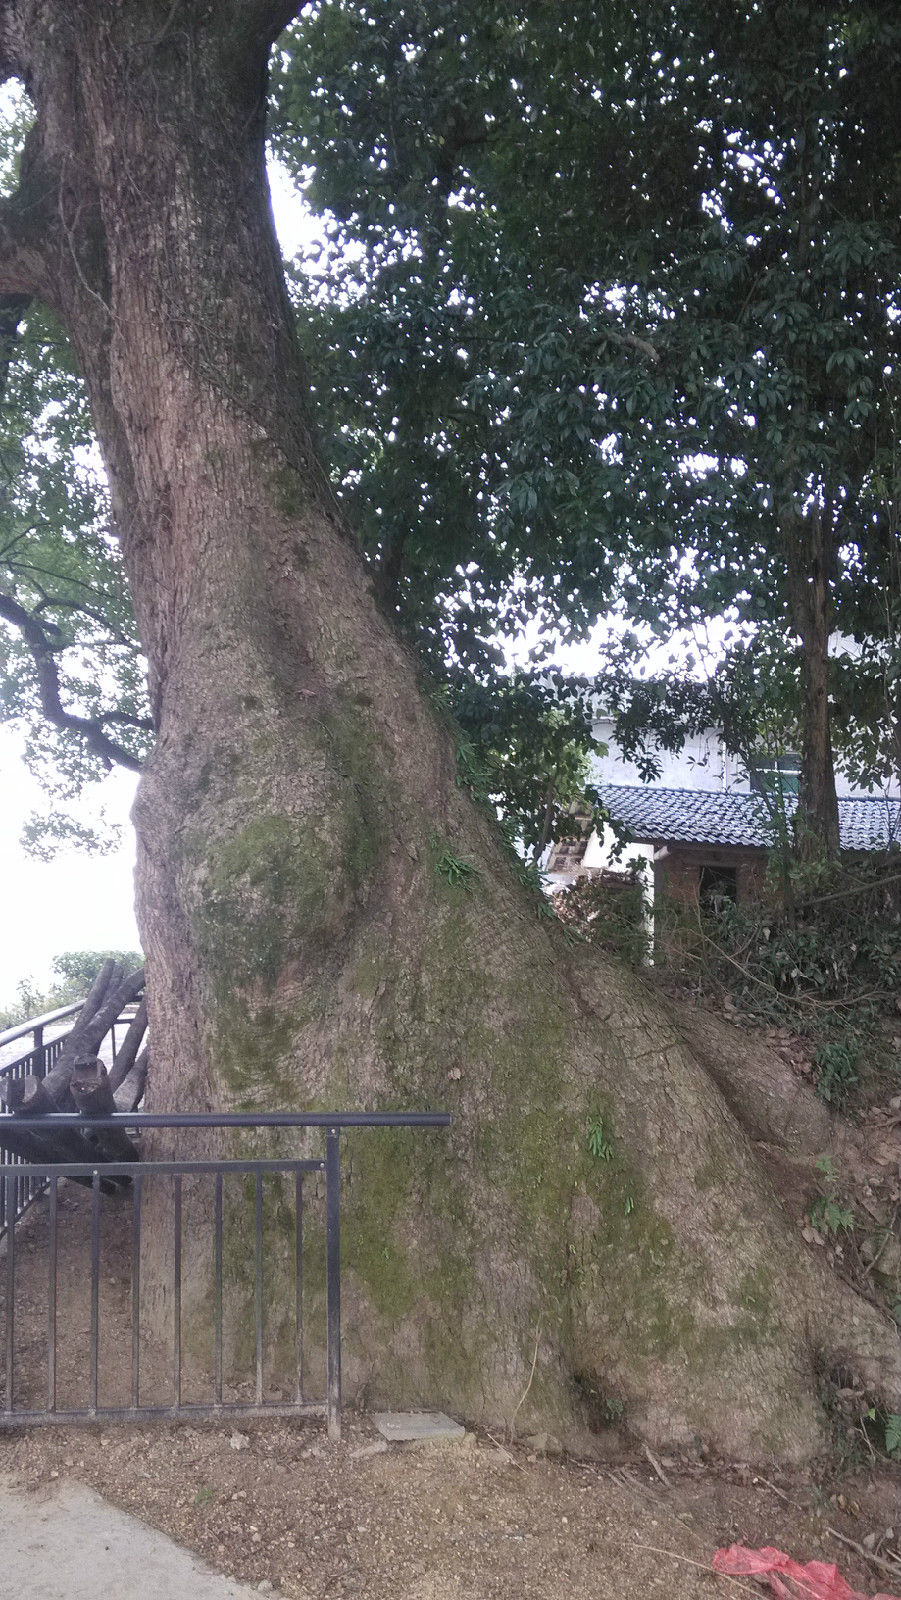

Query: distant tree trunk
[0,0,896,1459]
[373,525,408,616]
[785,506,841,858]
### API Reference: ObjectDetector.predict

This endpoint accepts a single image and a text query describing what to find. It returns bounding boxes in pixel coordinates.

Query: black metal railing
[0,1111,449,1439]
[0,1001,85,1060]
[0,1001,139,1235]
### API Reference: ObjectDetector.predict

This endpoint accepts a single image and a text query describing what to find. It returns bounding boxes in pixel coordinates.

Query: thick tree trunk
[0,0,897,1458]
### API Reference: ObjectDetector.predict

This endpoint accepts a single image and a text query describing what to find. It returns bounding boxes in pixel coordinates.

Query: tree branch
[0,290,29,390]
[0,589,147,770]
[97,707,154,733]
[0,85,61,300]
[0,188,51,299]
[590,325,661,366]
[226,0,302,50]
[0,3,27,84]
[13,582,138,649]
[251,1,302,44]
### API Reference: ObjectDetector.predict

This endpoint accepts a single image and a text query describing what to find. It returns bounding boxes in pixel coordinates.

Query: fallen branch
[826,1525,901,1586]
[643,1443,672,1487]
[113,1046,149,1113]
[108,998,147,1092]
[71,1056,140,1163]
[0,965,147,1182]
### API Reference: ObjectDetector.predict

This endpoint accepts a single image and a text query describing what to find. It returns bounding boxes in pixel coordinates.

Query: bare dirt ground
[0,1184,899,1599]
[2,1416,901,1599]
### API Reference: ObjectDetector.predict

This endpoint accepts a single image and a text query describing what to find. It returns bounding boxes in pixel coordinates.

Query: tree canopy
[273,0,901,834]
[1,0,900,853]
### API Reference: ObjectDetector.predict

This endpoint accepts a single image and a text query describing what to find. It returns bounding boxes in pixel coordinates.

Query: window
[751,752,801,798]
[699,864,738,916]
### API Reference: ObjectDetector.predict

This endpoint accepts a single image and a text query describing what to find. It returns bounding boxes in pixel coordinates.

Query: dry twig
[643,1443,672,1487]
[507,1321,541,1441]
[624,1540,759,1595]
[826,1525,901,1585]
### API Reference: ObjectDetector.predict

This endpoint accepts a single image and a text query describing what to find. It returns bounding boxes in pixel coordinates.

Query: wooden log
[0,1119,100,1190]
[13,1078,57,1117]
[0,1117,64,1167]
[5,959,121,1114]
[2,1077,125,1188]
[71,1057,139,1163]
[43,966,146,1107]
[76,958,118,1025]
[108,999,147,1092]
[58,958,118,1059]
[0,1072,48,1112]
[113,1047,148,1113]
[71,966,145,1058]
[2,1061,73,1112]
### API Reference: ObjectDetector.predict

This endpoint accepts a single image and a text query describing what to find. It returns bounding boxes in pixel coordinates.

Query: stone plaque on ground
[373,1411,466,1445]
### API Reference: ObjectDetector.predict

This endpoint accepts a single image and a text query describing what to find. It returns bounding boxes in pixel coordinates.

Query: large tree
[0,0,898,1458]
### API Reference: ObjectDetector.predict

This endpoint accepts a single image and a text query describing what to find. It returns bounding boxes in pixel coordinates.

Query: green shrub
[555,868,650,967]
[0,948,143,1030]
[658,850,901,1106]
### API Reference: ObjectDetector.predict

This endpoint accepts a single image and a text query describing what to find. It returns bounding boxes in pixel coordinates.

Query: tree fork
[0,0,897,1458]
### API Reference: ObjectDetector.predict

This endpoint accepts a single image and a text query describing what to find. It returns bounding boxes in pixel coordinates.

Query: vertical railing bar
[47,1178,58,1411]
[294,1171,303,1404]
[254,1170,263,1407]
[214,1170,223,1406]
[325,1127,342,1442]
[5,1173,15,1412]
[90,1171,100,1414]
[131,1174,142,1409]
[173,1173,182,1409]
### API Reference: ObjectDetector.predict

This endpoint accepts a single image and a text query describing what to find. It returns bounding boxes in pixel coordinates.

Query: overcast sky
[0,727,140,1005]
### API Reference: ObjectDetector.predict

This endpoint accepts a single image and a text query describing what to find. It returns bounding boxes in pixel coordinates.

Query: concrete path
[0,1477,261,1600]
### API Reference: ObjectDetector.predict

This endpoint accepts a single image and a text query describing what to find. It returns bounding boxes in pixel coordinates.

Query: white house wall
[589,718,736,792]
[588,717,900,800]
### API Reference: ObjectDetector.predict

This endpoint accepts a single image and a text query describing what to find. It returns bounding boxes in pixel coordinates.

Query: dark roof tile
[597,785,901,852]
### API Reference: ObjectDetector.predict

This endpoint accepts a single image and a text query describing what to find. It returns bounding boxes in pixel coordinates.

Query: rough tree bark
[0,0,897,1459]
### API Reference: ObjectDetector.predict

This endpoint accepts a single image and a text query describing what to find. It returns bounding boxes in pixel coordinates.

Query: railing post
[5,1172,15,1412]
[325,1126,342,1442]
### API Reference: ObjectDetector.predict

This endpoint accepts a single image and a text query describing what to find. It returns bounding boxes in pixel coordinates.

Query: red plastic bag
[712,1543,900,1600]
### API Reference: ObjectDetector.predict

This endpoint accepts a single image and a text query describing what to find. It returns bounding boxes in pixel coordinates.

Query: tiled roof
[597,785,901,853]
